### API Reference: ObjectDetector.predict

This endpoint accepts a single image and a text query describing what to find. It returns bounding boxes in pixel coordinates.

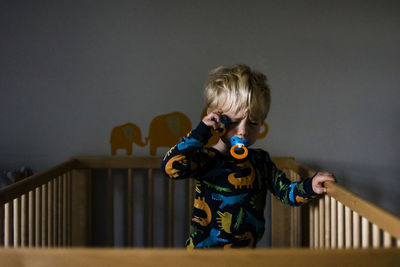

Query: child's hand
[202,109,224,130]
[312,172,336,194]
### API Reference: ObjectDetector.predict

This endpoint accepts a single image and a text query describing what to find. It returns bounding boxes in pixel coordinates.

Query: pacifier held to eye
[230,136,250,159]
[211,117,229,136]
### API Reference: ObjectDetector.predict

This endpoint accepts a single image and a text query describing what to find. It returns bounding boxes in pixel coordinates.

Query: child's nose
[237,122,248,138]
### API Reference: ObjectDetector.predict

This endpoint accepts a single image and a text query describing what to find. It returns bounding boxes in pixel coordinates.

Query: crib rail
[0,248,399,267]
[1,157,400,250]
[308,182,400,249]
[0,160,76,248]
[291,162,400,249]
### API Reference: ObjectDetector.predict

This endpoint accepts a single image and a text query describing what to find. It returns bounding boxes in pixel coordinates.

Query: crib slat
[168,178,174,248]
[4,202,13,248]
[353,211,360,248]
[29,190,35,247]
[147,168,154,248]
[13,198,20,247]
[383,231,391,248]
[337,201,344,248]
[107,168,114,247]
[0,204,4,246]
[309,203,314,248]
[63,174,67,247]
[127,168,134,247]
[361,217,369,249]
[35,187,42,247]
[67,172,72,247]
[48,180,53,247]
[319,197,324,248]
[372,224,380,248]
[289,169,301,247]
[345,206,352,248]
[313,201,319,248]
[58,176,62,247]
[21,194,28,247]
[331,197,337,248]
[324,195,330,248]
[42,184,47,247]
[53,178,58,247]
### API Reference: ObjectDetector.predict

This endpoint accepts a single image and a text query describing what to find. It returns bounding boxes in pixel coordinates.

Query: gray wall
[1,0,399,245]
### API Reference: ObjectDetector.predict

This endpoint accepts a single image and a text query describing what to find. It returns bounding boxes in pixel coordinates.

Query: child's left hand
[312,172,336,194]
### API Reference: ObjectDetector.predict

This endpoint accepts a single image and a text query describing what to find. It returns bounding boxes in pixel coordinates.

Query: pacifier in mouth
[230,136,250,159]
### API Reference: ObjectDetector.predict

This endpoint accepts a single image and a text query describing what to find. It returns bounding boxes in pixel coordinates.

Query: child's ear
[257,122,269,139]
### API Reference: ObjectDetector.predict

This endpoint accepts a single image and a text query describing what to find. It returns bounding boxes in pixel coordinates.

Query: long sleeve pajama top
[161,122,317,248]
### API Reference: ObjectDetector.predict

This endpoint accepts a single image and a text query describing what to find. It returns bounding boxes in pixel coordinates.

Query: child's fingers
[316,172,336,182]
[203,109,223,129]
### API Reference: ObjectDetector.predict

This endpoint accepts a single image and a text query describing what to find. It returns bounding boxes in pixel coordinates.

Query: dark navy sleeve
[264,152,318,206]
[161,121,212,179]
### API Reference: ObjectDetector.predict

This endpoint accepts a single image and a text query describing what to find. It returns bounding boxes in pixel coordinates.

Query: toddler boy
[161,64,335,248]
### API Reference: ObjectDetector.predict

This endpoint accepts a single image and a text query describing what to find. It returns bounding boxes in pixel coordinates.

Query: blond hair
[204,64,271,122]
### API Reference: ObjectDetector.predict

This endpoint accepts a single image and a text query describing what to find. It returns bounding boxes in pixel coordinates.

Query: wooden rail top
[0,159,77,205]
[0,248,399,267]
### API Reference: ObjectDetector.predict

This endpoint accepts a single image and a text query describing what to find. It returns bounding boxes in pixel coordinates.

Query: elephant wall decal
[200,108,269,147]
[110,123,148,155]
[148,112,192,156]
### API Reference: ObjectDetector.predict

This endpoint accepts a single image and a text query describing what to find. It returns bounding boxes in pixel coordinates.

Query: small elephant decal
[148,112,191,156]
[110,123,148,155]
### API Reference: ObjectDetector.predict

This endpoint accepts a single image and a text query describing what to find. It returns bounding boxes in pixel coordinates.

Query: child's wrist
[303,177,318,196]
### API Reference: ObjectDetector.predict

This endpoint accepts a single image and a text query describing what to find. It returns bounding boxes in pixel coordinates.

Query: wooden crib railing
[0,157,399,250]
[0,160,75,248]
[295,163,399,249]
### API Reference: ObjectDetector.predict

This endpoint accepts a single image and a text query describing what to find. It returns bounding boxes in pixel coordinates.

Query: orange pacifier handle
[230,144,248,159]
[230,137,250,159]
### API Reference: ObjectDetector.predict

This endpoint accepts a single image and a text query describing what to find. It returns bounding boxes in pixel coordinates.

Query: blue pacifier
[230,136,250,159]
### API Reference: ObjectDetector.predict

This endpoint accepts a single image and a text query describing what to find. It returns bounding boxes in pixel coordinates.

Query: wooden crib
[0,157,399,266]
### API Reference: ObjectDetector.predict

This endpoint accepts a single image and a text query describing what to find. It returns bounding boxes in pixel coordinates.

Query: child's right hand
[202,109,224,131]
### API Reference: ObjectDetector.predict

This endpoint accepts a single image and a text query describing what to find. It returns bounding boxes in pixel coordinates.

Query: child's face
[220,108,262,147]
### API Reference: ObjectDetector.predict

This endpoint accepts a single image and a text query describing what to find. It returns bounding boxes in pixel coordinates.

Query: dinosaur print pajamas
[161,122,317,248]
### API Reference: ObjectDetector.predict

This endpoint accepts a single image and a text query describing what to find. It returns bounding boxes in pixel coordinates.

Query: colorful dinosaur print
[195,181,201,194]
[234,231,254,247]
[217,210,233,233]
[296,195,309,203]
[203,180,232,193]
[211,193,247,209]
[228,161,255,189]
[164,154,188,178]
[195,228,228,248]
[161,121,319,248]
[177,136,204,150]
[192,197,212,226]
[234,208,244,230]
[223,231,254,248]
[186,237,194,249]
